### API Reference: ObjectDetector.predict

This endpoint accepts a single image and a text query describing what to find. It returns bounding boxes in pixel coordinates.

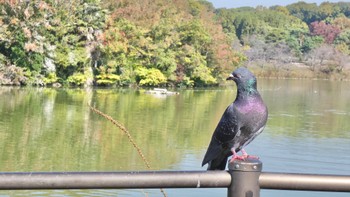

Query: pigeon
[202,67,268,170]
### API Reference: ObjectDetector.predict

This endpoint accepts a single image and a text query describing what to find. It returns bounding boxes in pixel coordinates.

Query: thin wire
[89,104,167,197]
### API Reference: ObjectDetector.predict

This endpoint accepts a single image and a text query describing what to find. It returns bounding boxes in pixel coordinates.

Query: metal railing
[0,159,349,197]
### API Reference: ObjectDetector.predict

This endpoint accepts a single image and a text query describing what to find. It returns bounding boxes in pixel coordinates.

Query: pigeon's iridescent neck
[236,78,258,97]
[236,87,259,101]
[234,77,262,113]
[235,95,264,114]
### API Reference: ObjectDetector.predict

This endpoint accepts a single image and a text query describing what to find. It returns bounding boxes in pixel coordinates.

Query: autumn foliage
[309,21,341,44]
[216,1,350,76]
[0,0,242,86]
[1,1,350,86]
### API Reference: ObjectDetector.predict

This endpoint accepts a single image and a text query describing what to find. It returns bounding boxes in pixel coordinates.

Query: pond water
[0,79,349,197]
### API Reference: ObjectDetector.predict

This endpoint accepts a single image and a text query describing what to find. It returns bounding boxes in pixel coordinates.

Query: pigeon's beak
[226,74,234,81]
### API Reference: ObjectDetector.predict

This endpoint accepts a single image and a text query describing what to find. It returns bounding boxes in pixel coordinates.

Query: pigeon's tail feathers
[202,137,229,170]
[202,137,221,166]
[207,157,228,170]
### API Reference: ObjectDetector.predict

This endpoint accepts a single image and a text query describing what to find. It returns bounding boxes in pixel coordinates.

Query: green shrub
[43,73,58,85]
[96,74,120,85]
[135,67,167,86]
[67,72,87,86]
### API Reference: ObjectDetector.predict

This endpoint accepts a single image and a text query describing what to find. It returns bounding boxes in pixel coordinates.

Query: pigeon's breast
[243,101,267,130]
[232,97,267,150]
[237,97,266,115]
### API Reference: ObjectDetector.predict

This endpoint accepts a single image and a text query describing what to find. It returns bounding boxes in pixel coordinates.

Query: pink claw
[229,148,245,162]
[230,154,245,162]
[241,149,259,160]
[229,148,259,163]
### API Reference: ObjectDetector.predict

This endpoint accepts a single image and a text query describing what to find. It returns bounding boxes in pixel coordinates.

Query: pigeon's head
[227,67,257,91]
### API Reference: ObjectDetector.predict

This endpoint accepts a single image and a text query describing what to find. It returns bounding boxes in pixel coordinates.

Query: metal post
[227,158,262,197]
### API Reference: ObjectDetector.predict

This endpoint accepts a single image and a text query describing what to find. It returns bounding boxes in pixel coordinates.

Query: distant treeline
[0,1,349,87]
[216,2,350,75]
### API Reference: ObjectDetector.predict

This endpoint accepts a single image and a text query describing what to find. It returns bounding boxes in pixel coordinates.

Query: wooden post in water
[227,159,262,197]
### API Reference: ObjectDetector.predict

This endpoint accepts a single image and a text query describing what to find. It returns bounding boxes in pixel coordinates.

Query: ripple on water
[324,109,349,116]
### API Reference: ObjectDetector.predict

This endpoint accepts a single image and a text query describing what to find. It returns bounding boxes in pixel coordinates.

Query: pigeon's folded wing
[201,105,240,167]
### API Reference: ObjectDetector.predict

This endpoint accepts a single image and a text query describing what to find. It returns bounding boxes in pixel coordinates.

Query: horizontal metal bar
[0,171,349,192]
[260,172,350,192]
[0,171,231,190]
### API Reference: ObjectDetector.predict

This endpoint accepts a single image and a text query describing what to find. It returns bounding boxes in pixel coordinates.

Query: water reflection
[0,79,349,197]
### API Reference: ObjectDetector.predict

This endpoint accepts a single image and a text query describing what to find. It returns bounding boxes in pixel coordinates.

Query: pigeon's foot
[230,154,245,162]
[229,148,259,163]
[241,149,259,160]
[229,148,245,162]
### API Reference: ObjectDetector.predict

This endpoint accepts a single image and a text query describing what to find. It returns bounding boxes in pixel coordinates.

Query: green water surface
[0,79,349,197]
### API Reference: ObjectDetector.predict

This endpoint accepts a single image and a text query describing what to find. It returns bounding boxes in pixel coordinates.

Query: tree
[271,6,290,15]
[305,44,348,73]
[309,21,341,44]
[233,12,262,42]
[244,36,294,66]
[287,2,319,24]
[318,2,341,21]
[98,0,238,86]
[0,0,107,86]
[338,2,350,17]
[306,45,333,71]
[331,16,350,30]
[334,29,350,54]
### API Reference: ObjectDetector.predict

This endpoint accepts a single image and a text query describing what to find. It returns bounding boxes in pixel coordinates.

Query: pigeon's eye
[234,73,241,78]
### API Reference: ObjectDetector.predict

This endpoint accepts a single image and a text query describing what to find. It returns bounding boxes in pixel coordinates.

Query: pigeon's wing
[201,104,240,170]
